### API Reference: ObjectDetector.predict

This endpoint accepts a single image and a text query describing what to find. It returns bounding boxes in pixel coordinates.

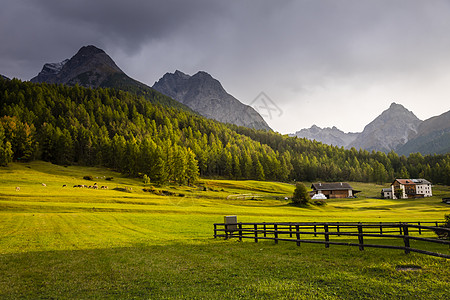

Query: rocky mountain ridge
[153,70,271,131]
[396,110,450,155]
[290,125,359,148]
[348,103,421,152]
[293,102,449,154]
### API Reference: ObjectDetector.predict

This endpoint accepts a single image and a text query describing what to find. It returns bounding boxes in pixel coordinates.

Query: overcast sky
[2,0,450,133]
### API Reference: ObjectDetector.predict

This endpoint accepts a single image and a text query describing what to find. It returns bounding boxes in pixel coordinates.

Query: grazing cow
[62,184,67,187]
[101,186,108,189]
[42,183,46,187]
[15,187,20,191]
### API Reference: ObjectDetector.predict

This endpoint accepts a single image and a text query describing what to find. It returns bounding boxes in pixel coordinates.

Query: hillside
[397,110,450,155]
[1,77,450,185]
[1,162,449,298]
[153,70,271,131]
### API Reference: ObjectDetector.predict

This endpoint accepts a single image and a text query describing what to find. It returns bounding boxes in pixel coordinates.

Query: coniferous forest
[1,77,450,185]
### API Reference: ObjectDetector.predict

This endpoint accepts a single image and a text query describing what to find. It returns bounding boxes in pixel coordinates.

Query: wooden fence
[213,221,450,259]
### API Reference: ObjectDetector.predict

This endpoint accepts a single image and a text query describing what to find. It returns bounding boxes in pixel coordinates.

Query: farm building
[381,188,393,199]
[383,179,432,199]
[310,182,358,199]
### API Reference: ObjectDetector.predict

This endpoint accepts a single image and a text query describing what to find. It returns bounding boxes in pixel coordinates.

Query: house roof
[311,182,353,191]
[393,179,415,185]
[393,178,432,185]
[411,178,431,185]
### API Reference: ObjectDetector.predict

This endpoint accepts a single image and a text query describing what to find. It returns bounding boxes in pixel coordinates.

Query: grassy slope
[0,162,449,299]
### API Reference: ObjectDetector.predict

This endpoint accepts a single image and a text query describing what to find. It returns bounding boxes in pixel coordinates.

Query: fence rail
[213,221,450,259]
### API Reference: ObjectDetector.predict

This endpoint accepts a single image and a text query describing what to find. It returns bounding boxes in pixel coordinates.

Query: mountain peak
[153,70,271,131]
[174,70,190,79]
[31,45,124,87]
[389,102,401,108]
[77,45,106,56]
[349,102,421,152]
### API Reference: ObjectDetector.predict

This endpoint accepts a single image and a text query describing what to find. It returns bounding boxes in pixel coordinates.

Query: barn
[310,182,358,199]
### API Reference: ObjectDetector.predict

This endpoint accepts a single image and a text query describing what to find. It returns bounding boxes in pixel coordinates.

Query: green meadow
[0,162,449,299]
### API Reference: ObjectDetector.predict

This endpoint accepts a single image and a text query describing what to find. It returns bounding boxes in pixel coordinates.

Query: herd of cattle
[15,183,108,191]
[73,184,108,189]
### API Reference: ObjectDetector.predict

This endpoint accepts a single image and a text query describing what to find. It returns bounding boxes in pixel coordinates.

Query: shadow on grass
[0,241,448,299]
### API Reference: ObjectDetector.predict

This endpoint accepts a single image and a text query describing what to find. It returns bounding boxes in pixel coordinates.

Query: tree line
[1,77,449,186]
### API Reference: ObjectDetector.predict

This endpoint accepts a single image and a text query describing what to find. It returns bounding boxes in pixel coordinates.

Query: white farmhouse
[383,178,433,199]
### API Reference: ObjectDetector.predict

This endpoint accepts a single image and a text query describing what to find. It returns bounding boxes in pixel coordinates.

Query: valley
[0,162,449,298]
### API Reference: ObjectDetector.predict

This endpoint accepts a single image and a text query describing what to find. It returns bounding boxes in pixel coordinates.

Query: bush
[312,199,326,206]
[113,187,132,193]
[105,177,113,181]
[433,214,450,240]
[292,182,310,206]
[83,175,93,181]
[143,174,151,185]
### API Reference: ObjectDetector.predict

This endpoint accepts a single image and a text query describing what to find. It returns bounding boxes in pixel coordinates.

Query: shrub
[312,199,327,206]
[105,177,113,181]
[433,214,450,240]
[113,187,132,193]
[83,175,93,181]
[161,190,175,196]
[143,174,151,185]
[292,182,310,206]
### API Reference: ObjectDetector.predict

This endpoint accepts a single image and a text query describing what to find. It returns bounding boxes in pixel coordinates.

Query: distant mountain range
[292,102,450,155]
[290,125,359,149]
[30,45,270,131]
[153,70,271,131]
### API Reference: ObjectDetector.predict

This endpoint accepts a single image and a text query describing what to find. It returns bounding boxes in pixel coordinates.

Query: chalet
[310,182,358,199]
[385,179,432,199]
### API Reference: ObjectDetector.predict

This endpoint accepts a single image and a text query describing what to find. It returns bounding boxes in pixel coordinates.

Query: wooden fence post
[403,224,410,254]
[336,222,340,237]
[296,225,300,246]
[358,223,364,251]
[314,223,317,237]
[399,222,403,235]
[263,223,267,237]
[289,225,293,238]
[418,222,421,235]
[214,224,217,238]
[324,224,329,248]
[238,223,243,242]
[254,224,258,243]
[274,224,278,244]
[379,222,383,235]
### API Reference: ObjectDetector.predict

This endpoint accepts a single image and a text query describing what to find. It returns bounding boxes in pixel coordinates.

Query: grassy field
[0,161,449,299]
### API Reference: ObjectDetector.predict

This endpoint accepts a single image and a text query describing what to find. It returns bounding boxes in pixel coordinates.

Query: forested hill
[1,77,449,185]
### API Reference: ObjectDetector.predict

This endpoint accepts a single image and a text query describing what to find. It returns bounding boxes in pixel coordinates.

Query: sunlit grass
[0,161,449,299]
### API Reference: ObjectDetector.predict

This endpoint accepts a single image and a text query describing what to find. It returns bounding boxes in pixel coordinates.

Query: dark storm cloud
[0,0,227,78]
[35,0,227,51]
